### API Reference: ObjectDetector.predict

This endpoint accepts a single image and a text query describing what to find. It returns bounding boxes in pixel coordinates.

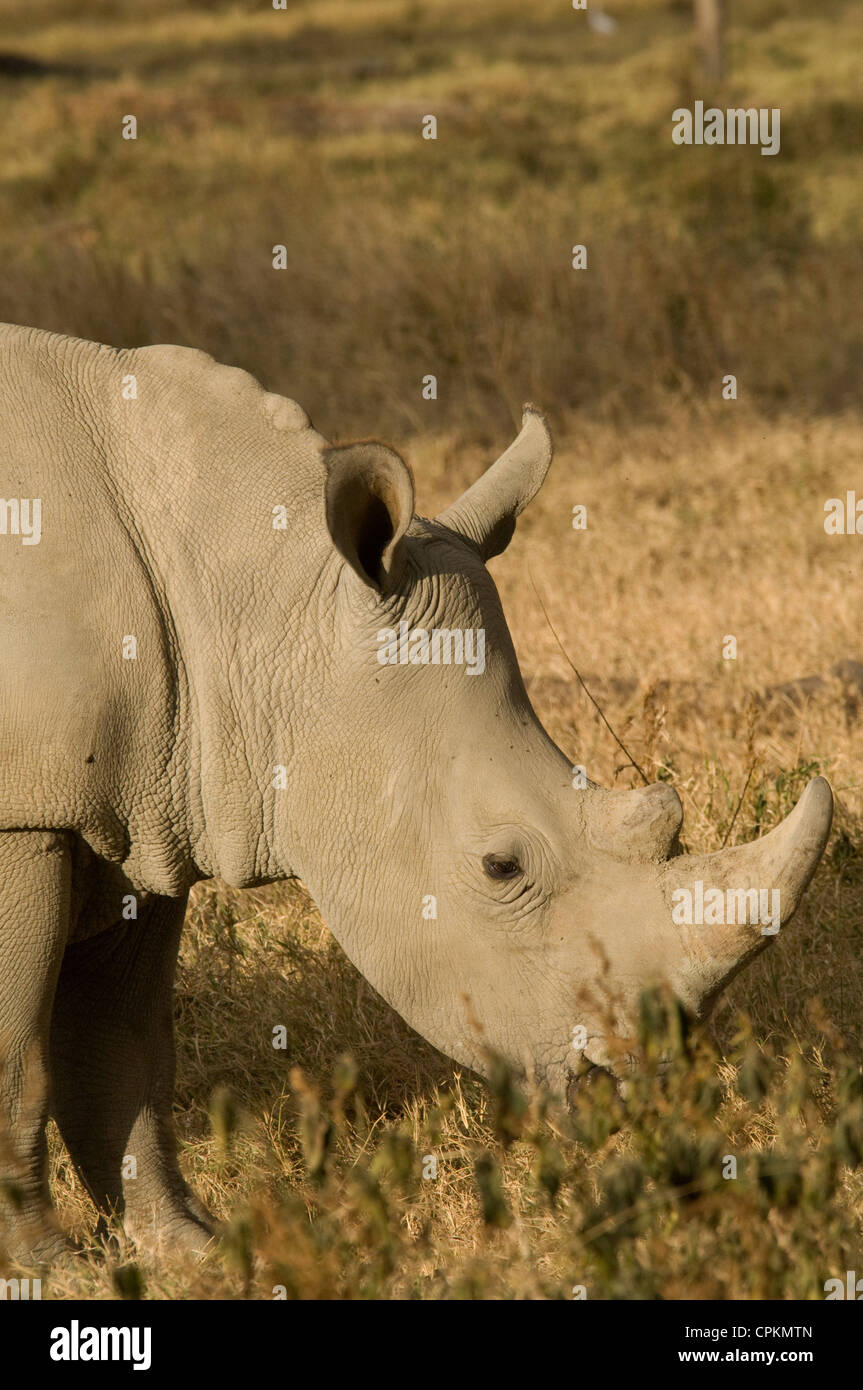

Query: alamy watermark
[0,497,41,545]
[50,1322,151,1370]
[1,1277,41,1300]
[672,102,780,156]
[671,881,781,936]
[377,621,486,675]
[824,492,863,535]
[824,1271,863,1299]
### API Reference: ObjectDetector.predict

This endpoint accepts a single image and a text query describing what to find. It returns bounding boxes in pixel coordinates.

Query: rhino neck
[98,343,335,889]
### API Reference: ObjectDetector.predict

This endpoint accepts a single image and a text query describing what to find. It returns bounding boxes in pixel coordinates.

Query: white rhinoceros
[0,324,832,1261]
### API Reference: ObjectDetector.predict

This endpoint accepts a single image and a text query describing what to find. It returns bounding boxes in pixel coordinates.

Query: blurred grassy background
[1,0,862,1298]
[1,0,862,437]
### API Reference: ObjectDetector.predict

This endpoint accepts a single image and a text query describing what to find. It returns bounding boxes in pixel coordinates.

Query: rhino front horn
[664,776,833,1007]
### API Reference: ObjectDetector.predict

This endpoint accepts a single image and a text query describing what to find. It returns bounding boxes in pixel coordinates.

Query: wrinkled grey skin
[0,325,832,1263]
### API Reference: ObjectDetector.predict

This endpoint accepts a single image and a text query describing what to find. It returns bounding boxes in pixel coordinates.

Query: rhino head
[293,406,832,1095]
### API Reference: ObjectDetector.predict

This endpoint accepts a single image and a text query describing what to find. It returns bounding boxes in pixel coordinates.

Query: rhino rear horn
[324,440,415,591]
[588,782,684,863]
[436,405,553,560]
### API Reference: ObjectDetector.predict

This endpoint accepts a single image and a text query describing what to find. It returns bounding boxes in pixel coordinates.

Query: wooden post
[694,0,725,82]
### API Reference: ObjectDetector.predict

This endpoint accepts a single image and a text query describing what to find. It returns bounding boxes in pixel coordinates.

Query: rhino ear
[435,405,553,560]
[324,441,415,590]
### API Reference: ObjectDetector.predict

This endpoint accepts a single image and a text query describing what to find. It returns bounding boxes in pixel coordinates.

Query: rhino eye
[483,853,522,881]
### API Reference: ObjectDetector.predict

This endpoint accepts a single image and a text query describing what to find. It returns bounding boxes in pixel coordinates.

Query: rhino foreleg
[0,830,72,1265]
[49,894,214,1258]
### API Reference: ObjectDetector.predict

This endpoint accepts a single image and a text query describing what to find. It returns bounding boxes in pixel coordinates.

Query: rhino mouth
[565,1060,620,1104]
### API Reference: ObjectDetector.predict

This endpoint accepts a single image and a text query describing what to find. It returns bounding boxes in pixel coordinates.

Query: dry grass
[0,0,862,1298]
